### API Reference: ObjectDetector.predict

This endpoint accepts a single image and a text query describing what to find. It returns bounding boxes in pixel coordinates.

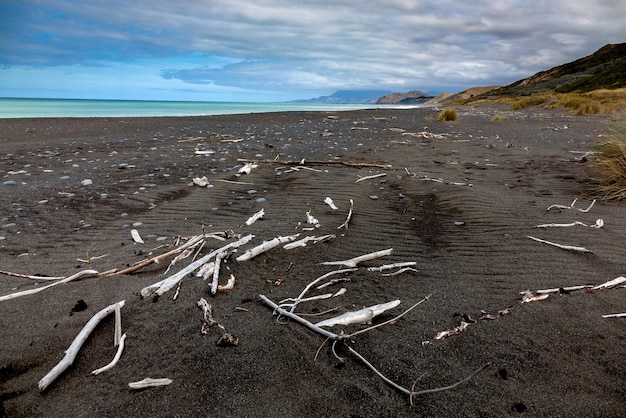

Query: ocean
[0,98,394,118]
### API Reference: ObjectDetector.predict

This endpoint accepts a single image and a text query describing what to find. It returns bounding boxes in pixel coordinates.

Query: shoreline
[1,106,625,417]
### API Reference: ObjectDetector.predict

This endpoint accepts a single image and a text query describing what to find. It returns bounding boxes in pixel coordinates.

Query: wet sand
[1,106,625,417]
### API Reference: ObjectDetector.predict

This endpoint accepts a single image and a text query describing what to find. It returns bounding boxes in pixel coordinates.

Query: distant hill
[486,43,626,97]
[375,90,434,104]
[426,86,500,104]
[291,90,393,104]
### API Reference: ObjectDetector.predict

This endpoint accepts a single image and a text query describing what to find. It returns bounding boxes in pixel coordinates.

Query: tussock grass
[588,115,626,200]
[438,108,458,121]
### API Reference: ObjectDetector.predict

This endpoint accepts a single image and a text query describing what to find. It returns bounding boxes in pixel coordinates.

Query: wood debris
[324,197,338,210]
[527,236,592,253]
[337,199,354,230]
[547,198,596,212]
[321,248,393,268]
[235,234,299,262]
[315,300,401,328]
[128,378,173,390]
[197,298,239,346]
[245,208,265,226]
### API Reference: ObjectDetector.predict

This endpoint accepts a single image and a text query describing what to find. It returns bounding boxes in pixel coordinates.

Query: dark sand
[1,106,625,417]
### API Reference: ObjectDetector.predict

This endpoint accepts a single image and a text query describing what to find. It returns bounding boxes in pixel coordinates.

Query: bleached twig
[535,285,592,294]
[535,219,603,228]
[368,262,417,272]
[92,333,127,376]
[315,300,401,327]
[306,210,321,228]
[283,234,335,249]
[520,290,550,303]
[238,162,258,175]
[602,313,626,318]
[0,270,99,302]
[288,268,357,313]
[128,378,173,389]
[527,236,592,253]
[547,198,596,212]
[218,274,236,291]
[235,234,300,262]
[381,267,419,276]
[337,199,354,230]
[356,173,386,183]
[321,248,393,268]
[39,300,125,391]
[592,276,626,290]
[210,251,227,295]
[245,209,265,226]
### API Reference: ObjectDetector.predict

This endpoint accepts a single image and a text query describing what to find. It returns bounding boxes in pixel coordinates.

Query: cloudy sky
[0,0,623,102]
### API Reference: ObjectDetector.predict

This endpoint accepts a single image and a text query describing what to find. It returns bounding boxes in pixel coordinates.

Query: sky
[0,0,624,102]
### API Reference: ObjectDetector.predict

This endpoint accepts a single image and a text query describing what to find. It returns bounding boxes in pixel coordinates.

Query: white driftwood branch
[210,251,227,295]
[602,313,626,318]
[306,210,321,228]
[547,198,596,212]
[321,248,393,268]
[356,173,386,183]
[39,300,125,391]
[284,234,335,250]
[0,269,99,302]
[315,300,401,327]
[245,209,265,226]
[535,285,592,294]
[238,162,258,174]
[141,235,254,298]
[368,262,417,272]
[288,268,357,313]
[337,199,354,230]
[324,197,338,210]
[196,261,215,279]
[92,333,127,375]
[128,377,173,389]
[382,267,419,276]
[235,234,299,262]
[114,302,122,346]
[520,290,550,303]
[592,276,626,290]
[193,176,210,187]
[535,219,603,228]
[527,236,592,253]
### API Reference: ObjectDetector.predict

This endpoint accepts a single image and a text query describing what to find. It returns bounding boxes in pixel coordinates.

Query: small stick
[211,251,226,295]
[592,276,626,290]
[602,313,626,318]
[315,300,401,328]
[245,209,265,226]
[337,199,354,230]
[288,268,357,313]
[535,285,592,294]
[217,274,236,291]
[527,236,592,253]
[92,333,127,376]
[39,300,125,391]
[114,302,122,346]
[381,267,419,276]
[324,197,338,210]
[321,248,393,268]
[283,234,335,250]
[547,198,596,212]
[356,173,386,183]
[128,378,173,389]
[0,270,64,280]
[368,262,417,272]
[0,270,99,302]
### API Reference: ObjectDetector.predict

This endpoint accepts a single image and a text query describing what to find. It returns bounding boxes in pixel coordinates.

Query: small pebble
[255,197,266,203]
[156,236,168,241]
[2,223,17,229]
[3,180,17,186]
[247,189,257,195]
[60,176,70,180]
[454,221,465,226]
[132,222,143,227]
[81,179,93,186]
[369,195,379,200]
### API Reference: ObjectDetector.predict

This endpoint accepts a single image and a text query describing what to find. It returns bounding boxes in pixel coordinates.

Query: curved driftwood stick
[128,377,173,389]
[0,269,99,302]
[321,248,393,268]
[39,300,125,391]
[235,234,299,262]
[92,333,127,375]
[287,268,357,313]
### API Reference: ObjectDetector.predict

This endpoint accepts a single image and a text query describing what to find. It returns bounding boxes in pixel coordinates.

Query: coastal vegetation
[589,114,626,200]
[437,108,458,121]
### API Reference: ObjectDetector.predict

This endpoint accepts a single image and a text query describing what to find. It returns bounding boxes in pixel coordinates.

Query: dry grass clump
[588,115,626,200]
[438,108,458,121]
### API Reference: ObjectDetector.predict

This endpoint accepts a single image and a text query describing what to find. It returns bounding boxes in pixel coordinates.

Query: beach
[1,106,625,417]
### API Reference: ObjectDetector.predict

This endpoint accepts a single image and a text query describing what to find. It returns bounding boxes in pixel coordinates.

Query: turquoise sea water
[0,98,394,118]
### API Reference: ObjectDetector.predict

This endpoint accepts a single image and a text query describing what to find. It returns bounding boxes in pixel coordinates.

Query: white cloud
[1,0,624,100]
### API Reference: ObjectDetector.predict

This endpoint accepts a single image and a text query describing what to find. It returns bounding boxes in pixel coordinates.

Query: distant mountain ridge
[375,90,434,104]
[290,90,393,104]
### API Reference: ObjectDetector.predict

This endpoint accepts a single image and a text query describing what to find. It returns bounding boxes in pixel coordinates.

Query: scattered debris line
[238,158,391,169]
[527,236,592,253]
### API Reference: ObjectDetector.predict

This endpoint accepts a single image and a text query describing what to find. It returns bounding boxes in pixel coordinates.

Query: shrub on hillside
[589,115,626,200]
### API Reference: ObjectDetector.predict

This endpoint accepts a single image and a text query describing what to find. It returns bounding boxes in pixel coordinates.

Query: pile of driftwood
[2,160,624,402]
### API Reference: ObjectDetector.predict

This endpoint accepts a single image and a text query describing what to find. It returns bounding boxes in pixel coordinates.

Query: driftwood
[602,313,626,318]
[39,300,125,391]
[245,209,264,226]
[527,236,592,253]
[235,234,300,262]
[260,294,487,404]
[337,199,354,230]
[324,197,338,210]
[0,269,99,302]
[547,198,596,212]
[210,251,228,295]
[198,298,239,346]
[535,219,603,229]
[141,235,254,298]
[368,262,417,272]
[238,158,392,169]
[92,333,127,376]
[283,234,335,250]
[315,300,401,327]
[128,377,173,389]
[130,229,144,244]
[285,268,357,313]
[321,248,393,268]
[305,211,321,228]
[356,173,386,183]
